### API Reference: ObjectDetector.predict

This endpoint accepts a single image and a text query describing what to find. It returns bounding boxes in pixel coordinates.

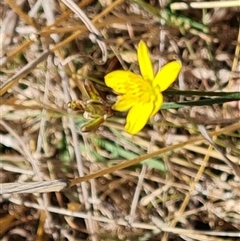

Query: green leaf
[162,92,240,110]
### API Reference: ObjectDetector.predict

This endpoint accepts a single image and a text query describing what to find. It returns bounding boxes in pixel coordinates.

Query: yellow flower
[104,40,182,135]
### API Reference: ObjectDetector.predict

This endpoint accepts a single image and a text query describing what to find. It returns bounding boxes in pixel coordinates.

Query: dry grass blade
[4,0,37,28]
[0,50,50,96]
[152,217,240,238]
[198,124,240,177]
[0,180,69,194]
[60,0,107,63]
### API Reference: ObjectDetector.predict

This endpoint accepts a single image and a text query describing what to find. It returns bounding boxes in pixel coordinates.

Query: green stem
[162,95,240,110]
[164,89,240,97]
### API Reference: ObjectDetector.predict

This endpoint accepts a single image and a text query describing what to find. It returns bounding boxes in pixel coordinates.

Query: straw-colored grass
[0,0,240,240]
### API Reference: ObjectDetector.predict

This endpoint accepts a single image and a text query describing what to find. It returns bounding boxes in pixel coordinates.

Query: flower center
[138,78,158,103]
[127,75,159,104]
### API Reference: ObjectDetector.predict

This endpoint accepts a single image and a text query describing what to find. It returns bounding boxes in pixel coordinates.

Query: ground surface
[0,0,240,240]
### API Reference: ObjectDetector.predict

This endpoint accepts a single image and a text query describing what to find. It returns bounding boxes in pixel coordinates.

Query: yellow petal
[104,70,140,94]
[125,102,154,135]
[112,95,137,112]
[153,61,182,91]
[138,40,154,81]
[150,92,163,117]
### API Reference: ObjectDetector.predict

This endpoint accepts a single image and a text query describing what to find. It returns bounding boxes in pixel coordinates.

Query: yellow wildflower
[104,40,182,134]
